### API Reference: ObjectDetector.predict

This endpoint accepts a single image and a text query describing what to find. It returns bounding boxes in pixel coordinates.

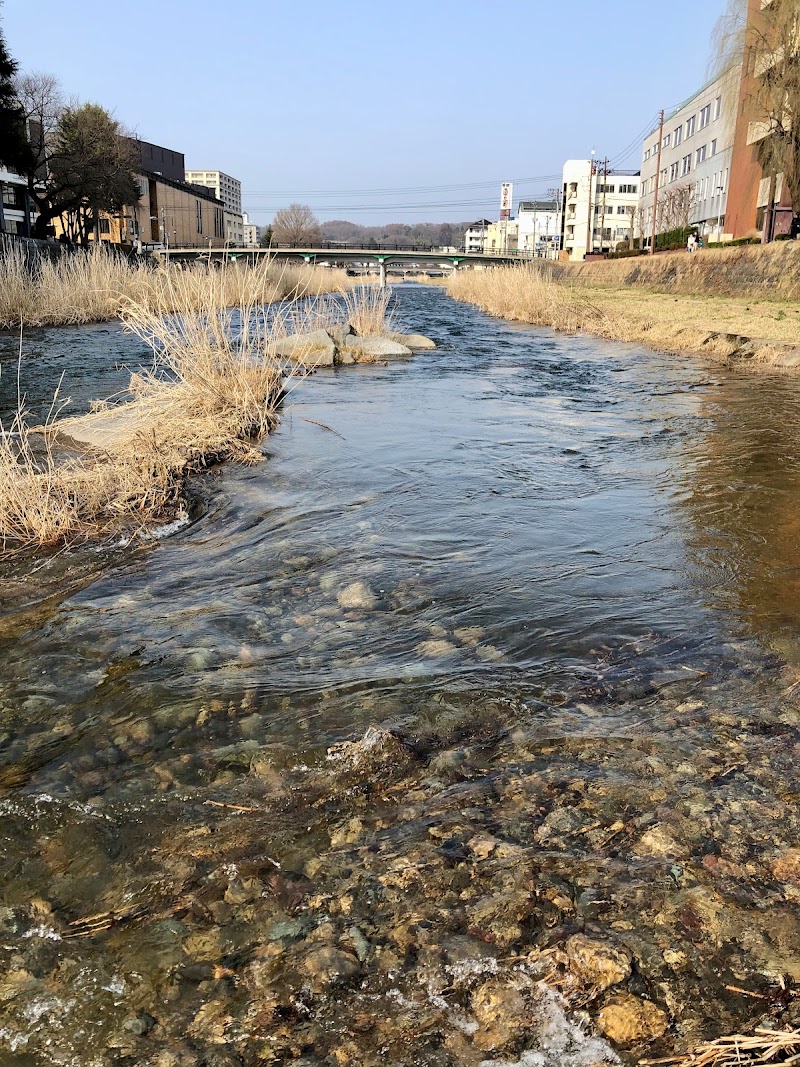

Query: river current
[2,285,800,1065]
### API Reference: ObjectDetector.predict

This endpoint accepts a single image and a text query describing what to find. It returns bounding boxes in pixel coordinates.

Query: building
[561,160,640,261]
[53,139,226,250]
[185,170,243,245]
[483,219,518,253]
[726,0,797,239]
[242,212,259,248]
[639,66,739,245]
[517,200,559,257]
[185,170,242,214]
[0,167,33,237]
[464,220,492,253]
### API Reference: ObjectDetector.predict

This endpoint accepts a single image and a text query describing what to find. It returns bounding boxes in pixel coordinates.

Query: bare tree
[658,183,698,232]
[271,203,320,246]
[13,73,139,241]
[712,0,800,214]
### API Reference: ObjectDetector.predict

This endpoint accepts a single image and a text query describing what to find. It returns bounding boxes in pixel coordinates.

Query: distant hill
[319,219,472,248]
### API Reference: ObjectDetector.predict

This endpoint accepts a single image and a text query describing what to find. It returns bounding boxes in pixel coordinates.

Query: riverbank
[0,243,349,329]
[447,262,800,369]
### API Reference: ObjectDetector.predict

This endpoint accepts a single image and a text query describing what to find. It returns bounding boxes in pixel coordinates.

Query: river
[2,284,800,1065]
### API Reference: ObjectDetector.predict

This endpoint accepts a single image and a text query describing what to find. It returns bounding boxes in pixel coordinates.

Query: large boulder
[343,335,413,362]
[388,332,436,350]
[273,329,336,367]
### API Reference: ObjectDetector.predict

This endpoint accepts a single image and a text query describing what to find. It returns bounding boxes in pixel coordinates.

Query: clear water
[2,286,800,1065]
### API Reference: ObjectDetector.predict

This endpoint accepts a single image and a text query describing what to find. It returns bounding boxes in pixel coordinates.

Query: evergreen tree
[0,19,31,171]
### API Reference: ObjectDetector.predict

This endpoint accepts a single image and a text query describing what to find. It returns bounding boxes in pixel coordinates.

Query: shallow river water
[3,285,800,1066]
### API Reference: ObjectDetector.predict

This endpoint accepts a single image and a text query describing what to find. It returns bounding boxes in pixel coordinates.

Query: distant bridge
[160,244,548,284]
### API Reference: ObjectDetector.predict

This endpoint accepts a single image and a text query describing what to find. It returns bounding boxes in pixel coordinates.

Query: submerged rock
[274,329,336,367]
[301,946,361,991]
[565,934,632,992]
[388,332,436,350]
[596,994,669,1047]
[344,336,413,361]
[337,582,377,610]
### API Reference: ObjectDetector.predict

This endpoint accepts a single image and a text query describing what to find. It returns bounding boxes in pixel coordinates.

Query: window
[713,95,722,120]
[1,183,25,209]
[617,205,628,214]
[686,115,696,137]
[644,148,650,161]
[696,144,707,164]
[682,154,692,176]
[99,218,110,234]
[597,184,616,193]
[670,161,680,182]
[674,126,683,146]
[663,133,671,148]
[699,104,711,129]
[618,183,638,194]
[661,168,668,185]
[195,199,203,234]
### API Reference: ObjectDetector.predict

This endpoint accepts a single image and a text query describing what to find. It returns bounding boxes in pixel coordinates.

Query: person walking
[687,232,697,254]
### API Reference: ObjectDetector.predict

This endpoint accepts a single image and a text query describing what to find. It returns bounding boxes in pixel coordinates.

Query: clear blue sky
[3,0,728,226]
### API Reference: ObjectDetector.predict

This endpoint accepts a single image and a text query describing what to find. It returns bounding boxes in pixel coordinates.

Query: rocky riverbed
[4,285,800,1065]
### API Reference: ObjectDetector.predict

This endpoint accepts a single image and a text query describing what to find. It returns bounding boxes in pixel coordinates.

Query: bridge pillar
[378,258,387,288]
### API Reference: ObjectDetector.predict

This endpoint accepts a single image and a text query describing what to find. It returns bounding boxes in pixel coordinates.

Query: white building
[0,167,32,237]
[464,219,492,253]
[517,199,559,257]
[186,169,243,245]
[185,170,242,213]
[242,212,258,248]
[639,66,738,245]
[561,160,640,261]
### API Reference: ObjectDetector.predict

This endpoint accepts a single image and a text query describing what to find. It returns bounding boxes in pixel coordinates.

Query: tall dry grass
[341,284,396,336]
[447,263,611,334]
[0,241,349,329]
[0,267,341,550]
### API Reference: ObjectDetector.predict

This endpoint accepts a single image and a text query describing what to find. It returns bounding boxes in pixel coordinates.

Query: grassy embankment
[447,242,800,367]
[0,262,388,551]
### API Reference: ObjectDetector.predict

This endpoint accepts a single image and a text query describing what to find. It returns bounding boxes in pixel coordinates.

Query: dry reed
[447,263,611,334]
[0,265,344,550]
[0,241,349,329]
[642,1026,800,1067]
[341,284,396,336]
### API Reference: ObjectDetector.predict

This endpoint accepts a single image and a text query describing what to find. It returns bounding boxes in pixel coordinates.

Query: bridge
[159,244,547,285]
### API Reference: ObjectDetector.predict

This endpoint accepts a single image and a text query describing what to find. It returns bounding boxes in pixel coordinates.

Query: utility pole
[599,158,609,253]
[650,109,665,255]
[585,154,596,258]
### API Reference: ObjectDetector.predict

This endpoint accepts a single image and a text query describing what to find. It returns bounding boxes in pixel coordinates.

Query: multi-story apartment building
[185,169,243,244]
[639,66,739,244]
[185,170,242,213]
[517,199,559,256]
[464,219,492,252]
[560,161,640,261]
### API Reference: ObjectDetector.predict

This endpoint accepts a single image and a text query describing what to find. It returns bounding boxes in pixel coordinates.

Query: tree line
[267,203,472,248]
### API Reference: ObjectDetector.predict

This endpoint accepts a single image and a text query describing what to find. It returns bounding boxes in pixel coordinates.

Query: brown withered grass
[0,241,349,329]
[447,262,800,367]
[448,263,612,334]
[0,265,358,550]
[341,284,396,336]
